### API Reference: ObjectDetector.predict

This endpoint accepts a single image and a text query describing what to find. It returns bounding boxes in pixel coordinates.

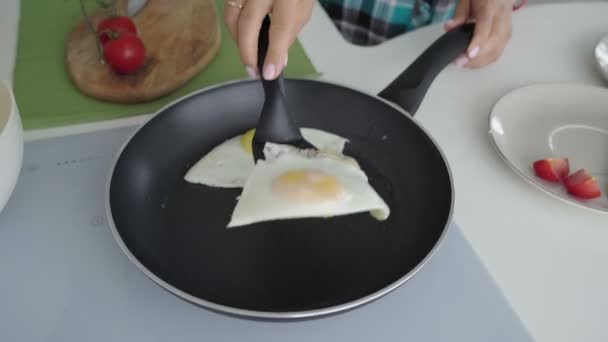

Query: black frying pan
[107,24,474,319]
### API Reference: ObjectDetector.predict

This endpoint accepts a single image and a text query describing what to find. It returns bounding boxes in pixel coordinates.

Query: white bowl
[0,82,23,214]
[595,34,608,83]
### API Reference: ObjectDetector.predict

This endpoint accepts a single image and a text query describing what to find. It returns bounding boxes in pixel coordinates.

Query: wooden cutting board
[66,0,221,104]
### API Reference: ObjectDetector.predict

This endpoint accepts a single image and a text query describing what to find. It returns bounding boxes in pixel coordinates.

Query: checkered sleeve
[319,0,457,46]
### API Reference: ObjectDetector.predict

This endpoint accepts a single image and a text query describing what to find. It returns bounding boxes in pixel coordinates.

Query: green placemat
[13,0,317,130]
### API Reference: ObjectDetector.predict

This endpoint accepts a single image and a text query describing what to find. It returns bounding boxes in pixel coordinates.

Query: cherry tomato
[97,16,137,45]
[103,35,146,74]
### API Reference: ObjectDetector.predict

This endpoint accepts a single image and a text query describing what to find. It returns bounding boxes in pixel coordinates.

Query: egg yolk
[240,128,255,154]
[272,169,344,202]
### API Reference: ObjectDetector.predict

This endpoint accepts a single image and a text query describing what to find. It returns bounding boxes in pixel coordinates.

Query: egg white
[184,128,348,188]
[227,143,390,228]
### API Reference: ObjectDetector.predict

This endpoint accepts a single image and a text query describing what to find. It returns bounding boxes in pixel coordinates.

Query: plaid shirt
[319,0,457,45]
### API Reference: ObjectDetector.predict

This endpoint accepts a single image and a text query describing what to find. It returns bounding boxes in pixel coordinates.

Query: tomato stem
[96,0,117,17]
[79,0,105,64]
[99,28,119,40]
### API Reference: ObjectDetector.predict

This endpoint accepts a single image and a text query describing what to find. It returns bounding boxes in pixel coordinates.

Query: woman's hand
[223,0,314,80]
[445,0,515,68]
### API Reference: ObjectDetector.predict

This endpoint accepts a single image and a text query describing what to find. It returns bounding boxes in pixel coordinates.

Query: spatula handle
[252,15,305,161]
[256,16,273,78]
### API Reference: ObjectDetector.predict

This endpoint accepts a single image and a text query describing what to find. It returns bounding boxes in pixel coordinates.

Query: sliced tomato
[564,169,590,188]
[564,169,601,199]
[533,157,569,182]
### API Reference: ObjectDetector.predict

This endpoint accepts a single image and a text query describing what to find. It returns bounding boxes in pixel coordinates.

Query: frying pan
[107,24,474,319]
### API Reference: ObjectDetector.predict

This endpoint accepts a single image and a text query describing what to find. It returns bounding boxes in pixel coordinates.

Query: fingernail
[263,63,276,80]
[246,66,257,78]
[454,55,469,68]
[445,19,454,29]
[468,45,480,59]
[284,55,288,67]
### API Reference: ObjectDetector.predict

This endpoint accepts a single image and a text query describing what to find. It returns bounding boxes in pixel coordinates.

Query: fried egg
[227,143,390,228]
[184,128,348,188]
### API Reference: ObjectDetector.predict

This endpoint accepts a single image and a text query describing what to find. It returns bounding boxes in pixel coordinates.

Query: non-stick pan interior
[109,79,452,316]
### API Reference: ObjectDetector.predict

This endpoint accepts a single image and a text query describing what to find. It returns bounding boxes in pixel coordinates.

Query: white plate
[489,82,608,213]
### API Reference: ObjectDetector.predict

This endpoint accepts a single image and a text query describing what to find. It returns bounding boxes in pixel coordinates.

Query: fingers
[262,1,303,80]
[466,5,512,68]
[224,0,259,77]
[445,0,470,30]
[236,0,272,77]
[223,0,242,42]
[466,1,493,59]
[450,0,513,69]
[262,0,313,79]
[224,0,314,80]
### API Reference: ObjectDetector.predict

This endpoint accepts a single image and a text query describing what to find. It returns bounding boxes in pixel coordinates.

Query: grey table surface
[0,126,532,341]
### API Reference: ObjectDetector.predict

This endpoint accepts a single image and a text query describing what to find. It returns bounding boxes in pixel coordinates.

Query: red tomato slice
[564,169,601,199]
[97,16,137,45]
[533,157,569,182]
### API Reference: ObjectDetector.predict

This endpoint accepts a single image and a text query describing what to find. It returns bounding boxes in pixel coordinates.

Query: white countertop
[2,1,608,341]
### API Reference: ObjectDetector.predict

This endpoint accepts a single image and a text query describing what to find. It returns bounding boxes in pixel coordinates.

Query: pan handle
[377,23,474,115]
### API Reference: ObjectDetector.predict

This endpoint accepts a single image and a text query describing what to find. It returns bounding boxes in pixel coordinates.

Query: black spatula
[251,16,316,162]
